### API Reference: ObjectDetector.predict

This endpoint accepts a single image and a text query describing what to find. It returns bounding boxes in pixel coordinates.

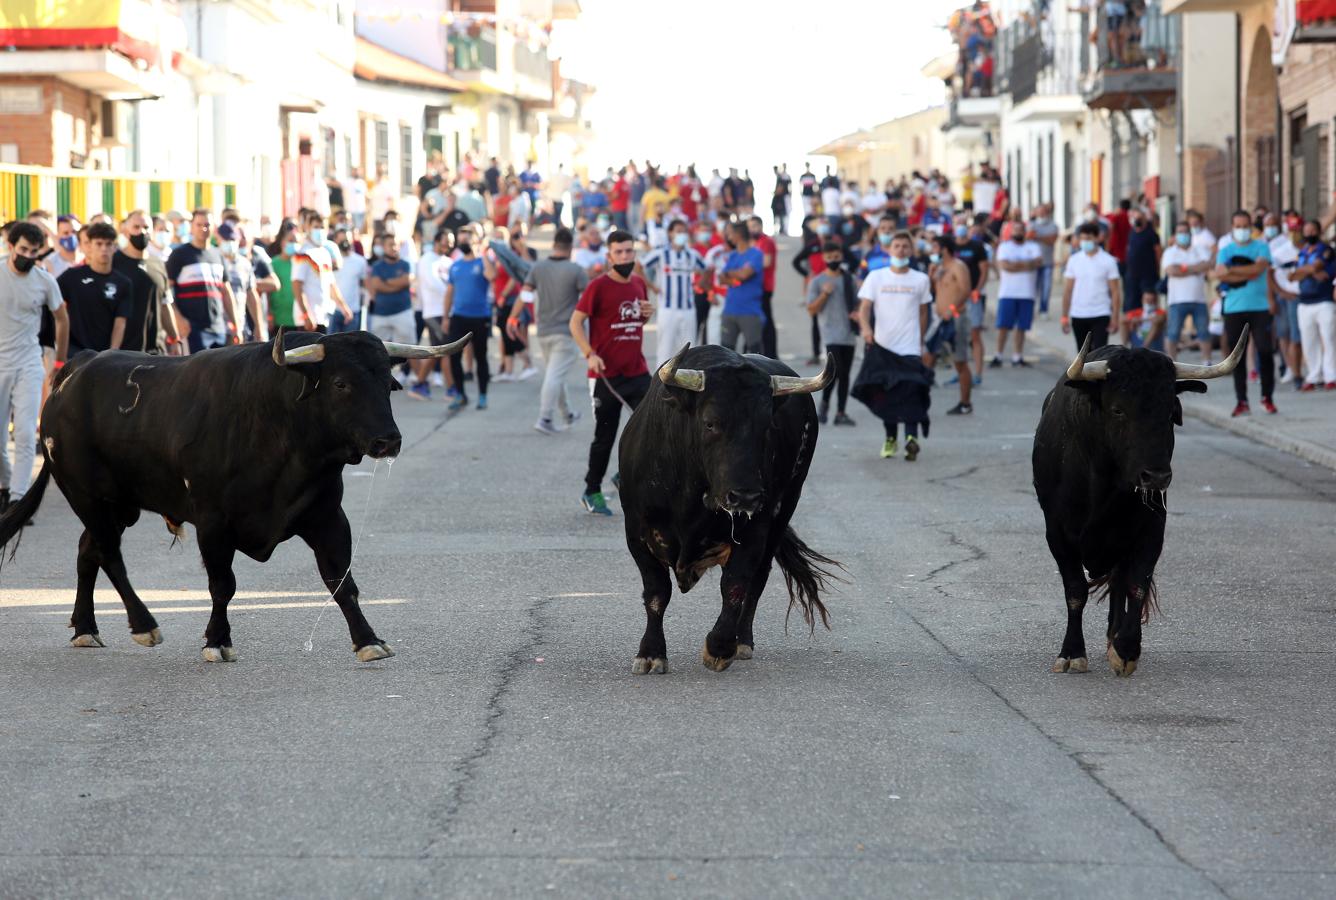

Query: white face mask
[1233,227,1253,244]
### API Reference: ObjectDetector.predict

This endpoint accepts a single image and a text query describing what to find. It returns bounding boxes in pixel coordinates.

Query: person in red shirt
[747,216,779,357]
[691,221,718,342]
[1105,198,1132,264]
[608,174,631,232]
[570,229,653,516]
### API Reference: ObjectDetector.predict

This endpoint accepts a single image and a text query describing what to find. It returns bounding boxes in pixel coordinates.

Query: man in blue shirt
[367,232,414,344]
[444,231,497,411]
[1214,209,1275,416]
[719,221,765,354]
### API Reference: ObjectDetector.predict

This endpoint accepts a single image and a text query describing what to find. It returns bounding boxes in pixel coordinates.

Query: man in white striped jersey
[640,219,706,367]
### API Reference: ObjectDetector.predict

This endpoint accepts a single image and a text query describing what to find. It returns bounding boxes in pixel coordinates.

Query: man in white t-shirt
[342,167,369,235]
[1185,208,1217,260]
[411,229,453,392]
[990,222,1043,368]
[331,228,368,333]
[855,232,933,462]
[820,174,842,224]
[1061,222,1123,351]
[1161,221,1213,364]
[291,214,353,331]
[860,185,885,224]
[1266,213,1303,383]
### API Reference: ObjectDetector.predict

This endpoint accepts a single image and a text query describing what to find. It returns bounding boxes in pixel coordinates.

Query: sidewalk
[1022,302,1336,472]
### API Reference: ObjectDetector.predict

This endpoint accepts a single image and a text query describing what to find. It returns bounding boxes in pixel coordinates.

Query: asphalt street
[1,236,1334,899]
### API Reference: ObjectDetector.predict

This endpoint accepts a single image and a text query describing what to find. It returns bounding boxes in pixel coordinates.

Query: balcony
[945,93,1001,130]
[1083,2,1179,110]
[997,24,1086,122]
[514,41,552,100]
[449,26,497,72]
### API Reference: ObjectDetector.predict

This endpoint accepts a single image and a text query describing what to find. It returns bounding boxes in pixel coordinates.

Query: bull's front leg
[1045,527,1090,674]
[300,510,392,662]
[704,546,765,672]
[1106,515,1165,678]
[628,540,671,675]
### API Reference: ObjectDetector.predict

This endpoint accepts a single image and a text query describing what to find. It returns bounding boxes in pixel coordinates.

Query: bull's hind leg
[68,530,103,647]
[198,533,239,662]
[629,541,671,675]
[1045,529,1090,674]
[299,509,391,662]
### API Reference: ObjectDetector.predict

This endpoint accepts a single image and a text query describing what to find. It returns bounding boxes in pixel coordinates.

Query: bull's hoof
[70,633,105,648]
[735,643,753,660]
[355,642,395,662]
[1106,644,1137,677]
[201,646,238,663]
[631,657,667,675]
[131,628,163,647]
[1051,657,1069,673]
[701,643,735,673]
[1052,656,1088,673]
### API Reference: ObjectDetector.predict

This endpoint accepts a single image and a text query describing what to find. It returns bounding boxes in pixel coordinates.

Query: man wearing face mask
[114,209,172,352]
[216,221,260,342]
[164,210,241,353]
[1161,220,1214,365]
[640,220,706,367]
[0,222,69,512]
[1266,212,1303,385]
[443,230,497,411]
[747,217,778,358]
[1120,207,1162,345]
[718,222,766,355]
[575,221,608,276]
[990,220,1043,368]
[950,216,991,383]
[1214,209,1276,416]
[290,214,352,333]
[1294,219,1336,390]
[46,215,82,279]
[569,230,652,516]
[861,216,897,276]
[1028,203,1059,316]
[1061,222,1122,351]
[805,240,858,426]
[56,221,133,353]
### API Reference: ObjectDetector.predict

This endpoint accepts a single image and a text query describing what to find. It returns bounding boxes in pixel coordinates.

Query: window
[400,125,414,193]
[374,121,389,173]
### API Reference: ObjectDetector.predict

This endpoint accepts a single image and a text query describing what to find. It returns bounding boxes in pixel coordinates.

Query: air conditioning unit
[97,99,133,147]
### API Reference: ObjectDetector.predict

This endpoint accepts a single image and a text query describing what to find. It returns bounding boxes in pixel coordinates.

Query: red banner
[1298,0,1336,23]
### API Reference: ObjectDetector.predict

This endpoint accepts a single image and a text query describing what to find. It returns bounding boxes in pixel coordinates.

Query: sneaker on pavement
[945,374,960,386]
[581,491,612,516]
[1230,401,1250,417]
[463,371,475,383]
[447,395,468,412]
[494,371,515,383]
[477,394,489,410]
[988,357,1003,369]
[880,438,898,459]
[1300,382,1318,393]
[534,418,560,436]
[429,372,445,388]
[407,382,431,401]
[565,409,582,428]
[904,437,920,462]
[1326,382,1336,391]
[1011,357,1030,368]
[1280,369,1294,384]
[518,366,539,381]
[946,402,973,415]
[1261,396,1277,414]
[971,375,982,386]
[1248,370,1259,382]
[833,412,856,426]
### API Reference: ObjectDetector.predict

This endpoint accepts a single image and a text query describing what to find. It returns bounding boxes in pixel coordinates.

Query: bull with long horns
[1031,328,1248,677]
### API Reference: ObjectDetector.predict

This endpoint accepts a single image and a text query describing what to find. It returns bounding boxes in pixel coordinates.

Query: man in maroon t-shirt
[608,175,631,232]
[748,216,778,357]
[570,229,654,516]
[1106,198,1132,264]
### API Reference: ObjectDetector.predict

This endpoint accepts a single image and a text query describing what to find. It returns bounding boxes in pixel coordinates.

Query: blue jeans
[1036,265,1052,313]
[1167,303,1210,345]
[328,310,361,333]
[189,329,227,354]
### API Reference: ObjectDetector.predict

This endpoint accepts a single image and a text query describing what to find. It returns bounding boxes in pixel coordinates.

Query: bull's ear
[1172,396,1184,426]
[1174,380,1207,395]
[388,377,404,392]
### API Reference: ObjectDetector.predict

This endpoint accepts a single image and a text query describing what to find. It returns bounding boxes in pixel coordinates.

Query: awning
[354,37,466,92]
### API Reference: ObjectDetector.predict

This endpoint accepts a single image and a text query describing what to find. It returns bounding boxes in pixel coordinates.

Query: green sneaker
[880,438,898,459]
[581,491,612,516]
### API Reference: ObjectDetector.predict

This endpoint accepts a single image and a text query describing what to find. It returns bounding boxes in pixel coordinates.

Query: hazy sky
[551,0,962,182]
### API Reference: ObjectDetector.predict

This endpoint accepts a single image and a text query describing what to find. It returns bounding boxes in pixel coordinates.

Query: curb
[1026,328,1336,474]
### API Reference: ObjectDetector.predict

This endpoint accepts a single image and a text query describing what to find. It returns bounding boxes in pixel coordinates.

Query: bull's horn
[657,343,705,392]
[272,327,326,366]
[381,334,471,359]
[1173,324,1249,380]
[1065,333,1109,381]
[772,353,837,396]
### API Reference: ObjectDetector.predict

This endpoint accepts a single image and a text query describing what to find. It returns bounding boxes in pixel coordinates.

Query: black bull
[617,345,842,674]
[0,329,465,662]
[1031,329,1246,677]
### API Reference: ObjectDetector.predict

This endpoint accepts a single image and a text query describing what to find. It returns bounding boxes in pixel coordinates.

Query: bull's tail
[0,461,51,568]
[1089,569,1159,624]
[774,526,842,633]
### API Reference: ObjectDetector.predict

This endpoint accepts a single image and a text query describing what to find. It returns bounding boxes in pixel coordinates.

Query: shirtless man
[927,233,974,414]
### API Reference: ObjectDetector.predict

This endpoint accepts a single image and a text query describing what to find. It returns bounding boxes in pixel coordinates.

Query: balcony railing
[1084,2,1179,109]
[998,24,1085,102]
[514,42,550,85]
[449,26,497,72]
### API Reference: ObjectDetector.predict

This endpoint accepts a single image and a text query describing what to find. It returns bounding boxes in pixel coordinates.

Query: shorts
[925,317,969,364]
[967,293,987,331]
[996,297,1035,331]
[368,309,417,344]
[1274,297,1300,341]
[1166,303,1210,345]
[422,315,448,345]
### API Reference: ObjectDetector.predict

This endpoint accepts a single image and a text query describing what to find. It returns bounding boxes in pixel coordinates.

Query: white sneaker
[494,371,515,383]
[518,366,539,381]
[430,372,445,388]
[1280,369,1294,384]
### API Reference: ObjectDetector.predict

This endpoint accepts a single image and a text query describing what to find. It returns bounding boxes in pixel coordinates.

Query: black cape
[851,343,933,437]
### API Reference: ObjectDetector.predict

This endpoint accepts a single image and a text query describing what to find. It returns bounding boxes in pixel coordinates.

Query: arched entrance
[1242,26,1279,210]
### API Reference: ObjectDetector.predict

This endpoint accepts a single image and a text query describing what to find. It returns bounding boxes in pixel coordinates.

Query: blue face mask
[672,231,689,248]
[1233,227,1253,244]
[310,228,327,245]
[877,232,893,247]
[929,253,942,264]
[1175,232,1191,247]
[284,241,299,256]
[176,223,190,240]
[954,226,968,240]
[372,244,385,258]
[890,255,910,268]
[1263,225,1279,240]
[815,223,831,236]
[58,235,78,253]
[1080,239,1097,254]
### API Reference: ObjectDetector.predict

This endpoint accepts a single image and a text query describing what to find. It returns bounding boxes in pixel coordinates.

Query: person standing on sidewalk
[164,210,242,353]
[569,230,652,516]
[58,221,135,353]
[444,232,497,412]
[518,227,589,435]
[114,209,170,352]
[1060,222,1122,351]
[719,222,766,354]
[0,221,68,512]
[640,220,706,369]
[1161,221,1214,364]
[1214,210,1275,416]
[989,220,1042,368]
[1267,213,1303,386]
[747,216,779,357]
[1029,203,1059,316]
[1294,219,1336,390]
[805,240,858,426]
